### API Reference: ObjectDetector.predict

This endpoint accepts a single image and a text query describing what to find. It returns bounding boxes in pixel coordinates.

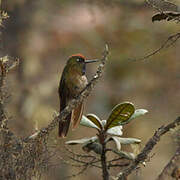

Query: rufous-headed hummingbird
[58,54,99,137]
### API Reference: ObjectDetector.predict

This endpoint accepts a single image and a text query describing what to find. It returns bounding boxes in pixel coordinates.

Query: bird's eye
[76,58,80,62]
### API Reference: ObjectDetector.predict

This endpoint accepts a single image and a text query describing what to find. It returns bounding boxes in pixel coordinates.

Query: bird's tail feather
[72,103,84,129]
[58,112,72,138]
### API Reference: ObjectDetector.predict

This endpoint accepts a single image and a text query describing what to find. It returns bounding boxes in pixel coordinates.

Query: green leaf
[80,115,100,129]
[86,114,103,130]
[118,109,148,125]
[105,102,135,130]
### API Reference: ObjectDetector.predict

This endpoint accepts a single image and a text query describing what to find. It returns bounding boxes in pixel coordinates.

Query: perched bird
[58,54,98,137]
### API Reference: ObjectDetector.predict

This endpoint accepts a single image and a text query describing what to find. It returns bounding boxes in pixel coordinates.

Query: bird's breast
[66,74,88,96]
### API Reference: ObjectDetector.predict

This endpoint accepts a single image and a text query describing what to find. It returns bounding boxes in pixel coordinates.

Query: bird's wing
[59,73,67,111]
[58,114,72,137]
[58,75,72,137]
[71,102,84,129]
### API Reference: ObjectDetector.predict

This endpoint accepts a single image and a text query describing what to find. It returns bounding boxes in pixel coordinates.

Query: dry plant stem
[0,58,19,130]
[117,116,180,180]
[62,149,101,178]
[106,148,134,160]
[65,148,101,168]
[0,60,14,144]
[156,145,180,180]
[64,145,96,158]
[99,131,109,180]
[146,0,178,14]
[0,62,6,126]
[25,44,109,142]
[101,141,109,180]
[108,163,130,168]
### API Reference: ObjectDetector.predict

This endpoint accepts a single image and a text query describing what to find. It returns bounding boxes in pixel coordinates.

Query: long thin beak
[85,59,99,64]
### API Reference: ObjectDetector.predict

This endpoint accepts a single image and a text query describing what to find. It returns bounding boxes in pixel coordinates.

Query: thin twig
[64,145,96,158]
[130,32,180,62]
[117,116,180,180]
[106,148,135,160]
[146,0,178,14]
[67,153,100,166]
[67,154,101,169]
[108,163,130,168]
[108,157,124,163]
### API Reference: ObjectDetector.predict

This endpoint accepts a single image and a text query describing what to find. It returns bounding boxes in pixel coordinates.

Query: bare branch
[0,56,18,141]
[108,163,130,168]
[64,145,97,159]
[0,59,7,127]
[117,116,180,180]
[146,0,178,12]
[131,32,180,61]
[63,150,101,178]
[106,148,135,160]
[66,150,101,167]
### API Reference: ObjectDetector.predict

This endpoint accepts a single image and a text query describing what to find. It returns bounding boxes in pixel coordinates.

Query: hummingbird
[58,54,99,137]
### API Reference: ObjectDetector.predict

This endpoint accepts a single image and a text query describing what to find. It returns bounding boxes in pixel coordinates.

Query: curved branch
[130,32,180,62]
[117,116,180,180]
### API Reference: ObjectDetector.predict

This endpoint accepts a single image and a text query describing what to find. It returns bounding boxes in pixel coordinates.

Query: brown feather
[58,112,72,138]
[72,103,84,129]
[58,70,73,137]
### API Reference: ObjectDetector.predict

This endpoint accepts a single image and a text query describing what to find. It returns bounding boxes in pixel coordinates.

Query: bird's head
[66,54,99,75]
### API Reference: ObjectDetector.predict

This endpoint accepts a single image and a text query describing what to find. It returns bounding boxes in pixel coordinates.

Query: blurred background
[2,0,180,179]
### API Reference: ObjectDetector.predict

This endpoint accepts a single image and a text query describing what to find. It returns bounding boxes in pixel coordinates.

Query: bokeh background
[2,0,180,179]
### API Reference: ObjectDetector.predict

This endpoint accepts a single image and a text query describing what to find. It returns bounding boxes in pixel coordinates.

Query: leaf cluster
[66,102,147,156]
